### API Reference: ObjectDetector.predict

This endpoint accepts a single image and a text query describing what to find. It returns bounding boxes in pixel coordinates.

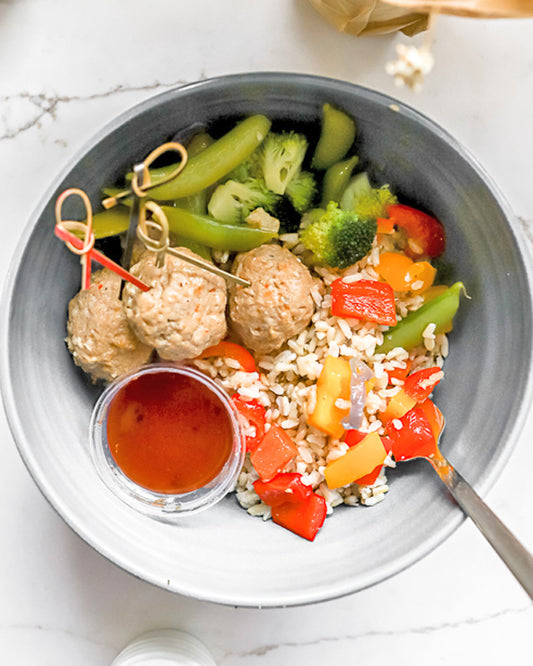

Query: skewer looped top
[102,142,189,209]
[54,187,150,292]
[55,188,95,290]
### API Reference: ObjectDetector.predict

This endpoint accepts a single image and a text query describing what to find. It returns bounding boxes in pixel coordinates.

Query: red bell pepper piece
[197,340,257,372]
[250,423,298,481]
[231,395,266,452]
[386,407,437,461]
[331,278,397,327]
[386,359,412,385]
[386,204,445,258]
[403,367,443,403]
[418,398,445,442]
[343,429,367,447]
[271,492,327,541]
[253,473,312,506]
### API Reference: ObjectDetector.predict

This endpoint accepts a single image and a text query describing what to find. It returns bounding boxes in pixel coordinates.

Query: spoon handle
[436,464,533,600]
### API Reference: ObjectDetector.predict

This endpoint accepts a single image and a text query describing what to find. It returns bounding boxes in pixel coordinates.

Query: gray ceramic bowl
[2,73,532,607]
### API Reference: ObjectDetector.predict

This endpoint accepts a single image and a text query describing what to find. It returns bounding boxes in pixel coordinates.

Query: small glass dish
[90,363,246,521]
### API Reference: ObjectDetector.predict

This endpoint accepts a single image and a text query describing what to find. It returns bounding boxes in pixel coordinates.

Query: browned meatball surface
[123,249,227,361]
[229,244,315,355]
[66,269,152,382]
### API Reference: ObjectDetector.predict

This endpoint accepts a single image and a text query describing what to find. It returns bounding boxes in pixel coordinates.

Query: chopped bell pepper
[354,436,393,486]
[250,423,298,481]
[324,432,387,489]
[385,204,446,259]
[307,355,352,439]
[231,395,266,452]
[386,407,437,461]
[253,473,312,506]
[271,492,327,541]
[380,388,417,423]
[197,341,257,373]
[377,252,435,294]
[386,359,412,384]
[343,429,367,447]
[330,278,397,327]
[409,260,436,293]
[344,429,386,485]
[403,366,443,403]
[418,397,445,442]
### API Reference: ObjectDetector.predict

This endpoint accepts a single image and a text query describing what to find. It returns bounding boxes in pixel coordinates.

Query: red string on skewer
[54,188,150,292]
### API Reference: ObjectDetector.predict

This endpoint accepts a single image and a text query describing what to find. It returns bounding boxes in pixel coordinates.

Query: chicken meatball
[66,268,152,382]
[229,244,315,355]
[123,249,227,361]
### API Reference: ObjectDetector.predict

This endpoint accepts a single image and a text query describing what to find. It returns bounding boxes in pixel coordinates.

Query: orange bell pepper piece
[377,253,435,294]
[197,340,256,372]
[308,356,352,439]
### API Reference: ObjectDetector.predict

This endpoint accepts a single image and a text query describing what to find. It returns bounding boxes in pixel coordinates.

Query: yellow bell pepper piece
[324,432,387,489]
[380,388,416,423]
[308,355,351,439]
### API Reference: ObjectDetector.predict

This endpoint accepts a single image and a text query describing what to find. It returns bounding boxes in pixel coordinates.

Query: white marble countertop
[1,1,532,664]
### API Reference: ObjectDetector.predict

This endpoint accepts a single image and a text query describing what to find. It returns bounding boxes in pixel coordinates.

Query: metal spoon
[408,428,533,600]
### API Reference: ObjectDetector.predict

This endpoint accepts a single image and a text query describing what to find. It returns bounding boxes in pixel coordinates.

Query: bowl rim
[2,71,533,607]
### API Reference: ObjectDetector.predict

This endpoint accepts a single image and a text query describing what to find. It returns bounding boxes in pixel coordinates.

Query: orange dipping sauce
[106,370,234,494]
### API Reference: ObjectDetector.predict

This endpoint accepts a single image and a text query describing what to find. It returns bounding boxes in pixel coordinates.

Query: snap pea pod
[377,281,464,354]
[128,114,272,201]
[173,132,215,214]
[321,155,359,207]
[161,206,277,252]
[312,103,356,170]
[88,207,212,261]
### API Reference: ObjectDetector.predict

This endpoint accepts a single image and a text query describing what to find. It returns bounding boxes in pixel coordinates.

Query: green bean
[129,115,271,201]
[321,155,359,207]
[91,207,131,238]
[312,104,356,170]
[173,132,214,214]
[162,206,277,252]
[87,207,212,260]
[377,282,464,354]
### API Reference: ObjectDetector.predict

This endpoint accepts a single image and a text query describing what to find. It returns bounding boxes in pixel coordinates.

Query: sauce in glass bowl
[106,370,234,494]
[90,364,245,519]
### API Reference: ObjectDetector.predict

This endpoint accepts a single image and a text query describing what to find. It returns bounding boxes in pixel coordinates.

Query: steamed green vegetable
[207,178,281,224]
[340,172,397,218]
[321,155,359,207]
[377,282,464,354]
[312,103,356,170]
[253,131,308,195]
[87,207,212,260]
[300,201,376,269]
[161,206,277,252]
[127,114,272,201]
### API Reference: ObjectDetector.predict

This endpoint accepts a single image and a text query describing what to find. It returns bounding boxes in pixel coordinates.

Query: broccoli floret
[255,131,308,195]
[339,172,397,218]
[300,202,377,269]
[285,170,317,213]
[207,178,281,224]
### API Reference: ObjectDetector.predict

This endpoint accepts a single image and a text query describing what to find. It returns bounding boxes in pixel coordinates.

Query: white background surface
[1,1,532,664]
